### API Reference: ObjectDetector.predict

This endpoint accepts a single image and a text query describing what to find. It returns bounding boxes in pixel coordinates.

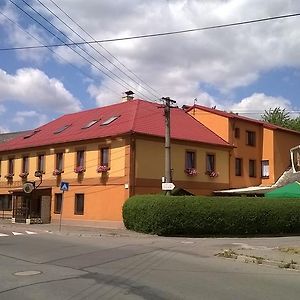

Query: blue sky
[1,0,300,132]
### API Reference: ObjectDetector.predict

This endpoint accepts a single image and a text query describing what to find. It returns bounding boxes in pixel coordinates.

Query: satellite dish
[23,182,35,194]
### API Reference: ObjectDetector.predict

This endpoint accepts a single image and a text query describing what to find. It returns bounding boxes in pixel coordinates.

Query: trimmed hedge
[122,195,300,236]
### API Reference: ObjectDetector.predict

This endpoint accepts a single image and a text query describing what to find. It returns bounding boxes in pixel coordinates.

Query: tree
[261,107,291,127]
[261,107,300,132]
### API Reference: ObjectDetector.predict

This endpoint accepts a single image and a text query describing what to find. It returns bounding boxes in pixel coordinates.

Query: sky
[0,0,300,132]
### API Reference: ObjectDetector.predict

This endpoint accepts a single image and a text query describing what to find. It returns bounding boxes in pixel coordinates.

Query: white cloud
[0,68,82,113]
[227,93,293,119]
[13,110,48,127]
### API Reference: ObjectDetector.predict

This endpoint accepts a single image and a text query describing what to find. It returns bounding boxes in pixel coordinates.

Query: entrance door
[13,196,29,223]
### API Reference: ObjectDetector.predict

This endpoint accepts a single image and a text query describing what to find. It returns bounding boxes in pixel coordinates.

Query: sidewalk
[216,239,300,271]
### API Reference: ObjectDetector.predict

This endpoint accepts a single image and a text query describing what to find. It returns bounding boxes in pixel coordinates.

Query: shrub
[122,195,300,236]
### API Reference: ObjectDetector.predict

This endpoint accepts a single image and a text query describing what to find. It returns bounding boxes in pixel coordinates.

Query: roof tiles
[0,99,230,152]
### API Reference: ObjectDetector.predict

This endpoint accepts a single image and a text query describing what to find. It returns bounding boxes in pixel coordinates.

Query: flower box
[19,172,29,179]
[184,168,197,176]
[53,169,64,176]
[205,170,219,178]
[74,166,86,174]
[5,173,14,180]
[96,165,110,173]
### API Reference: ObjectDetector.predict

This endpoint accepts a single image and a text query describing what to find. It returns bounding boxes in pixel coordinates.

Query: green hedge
[122,195,300,236]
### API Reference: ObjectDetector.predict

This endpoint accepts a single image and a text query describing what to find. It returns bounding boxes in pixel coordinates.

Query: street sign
[162,182,175,191]
[60,181,69,191]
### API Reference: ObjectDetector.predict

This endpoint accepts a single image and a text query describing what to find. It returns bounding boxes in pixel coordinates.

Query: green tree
[261,107,300,132]
[261,107,291,127]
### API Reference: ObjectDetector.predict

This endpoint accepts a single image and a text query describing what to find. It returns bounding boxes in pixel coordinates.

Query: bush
[122,195,300,236]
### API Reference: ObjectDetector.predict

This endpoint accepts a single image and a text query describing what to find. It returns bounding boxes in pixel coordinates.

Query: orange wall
[261,128,275,185]
[188,109,230,142]
[229,119,263,188]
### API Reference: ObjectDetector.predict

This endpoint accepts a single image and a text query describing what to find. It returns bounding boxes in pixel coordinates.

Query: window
[82,120,99,129]
[249,159,256,177]
[54,124,71,134]
[100,148,109,167]
[0,195,12,211]
[23,129,41,139]
[74,194,84,215]
[76,150,85,167]
[37,154,45,173]
[54,193,62,214]
[235,158,242,176]
[234,127,240,138]
[101,116,119,126]
[185,151,196,169]
[56,153,64,171]
[8,158,14,175]
[22,156,29,173]
[206,154,215,173]
[261,160,269,178]
[246,131,256,146]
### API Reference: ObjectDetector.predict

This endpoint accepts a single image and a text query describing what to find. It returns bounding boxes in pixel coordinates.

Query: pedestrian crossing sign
[60,181,69,191]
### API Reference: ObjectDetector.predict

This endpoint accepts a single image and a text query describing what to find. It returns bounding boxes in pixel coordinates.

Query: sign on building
[60,181,69,191]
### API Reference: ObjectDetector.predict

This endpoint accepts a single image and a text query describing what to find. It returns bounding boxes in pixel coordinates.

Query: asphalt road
[0,226,299,300]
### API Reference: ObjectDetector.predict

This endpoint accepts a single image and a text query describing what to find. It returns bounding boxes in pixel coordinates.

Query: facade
[0,99,231,224]
[187,105,300,188]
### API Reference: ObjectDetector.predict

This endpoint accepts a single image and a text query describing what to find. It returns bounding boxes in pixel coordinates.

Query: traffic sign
[162,182,175,191]
[60,181,69,191]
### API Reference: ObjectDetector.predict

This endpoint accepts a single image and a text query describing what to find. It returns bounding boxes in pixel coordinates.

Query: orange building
[0,98,231,225]
[187,105,300,188]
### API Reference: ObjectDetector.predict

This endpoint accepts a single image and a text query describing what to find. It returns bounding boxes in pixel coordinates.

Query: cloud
[0,68,82,113]
[12,110,48,127]
[228,93,292,118]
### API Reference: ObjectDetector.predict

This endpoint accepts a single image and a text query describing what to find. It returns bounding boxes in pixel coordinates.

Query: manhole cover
[14,270,42,276]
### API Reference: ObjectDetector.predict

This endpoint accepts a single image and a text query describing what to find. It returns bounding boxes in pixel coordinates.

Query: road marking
[25,231,38,235]
[0,233,9,237]
[12,232,24,236]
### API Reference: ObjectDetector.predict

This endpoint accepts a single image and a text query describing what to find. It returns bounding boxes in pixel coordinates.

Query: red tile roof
[187,104,300,134]
[0,99,230,152]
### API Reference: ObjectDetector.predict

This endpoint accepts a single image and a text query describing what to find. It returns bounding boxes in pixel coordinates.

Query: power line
[47,0,162,99]
[1,12,300,51]
[9,0,152,101]
[0,10,121,98]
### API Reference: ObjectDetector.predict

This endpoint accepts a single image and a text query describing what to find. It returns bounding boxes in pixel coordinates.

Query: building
[0,98,231,225]
[187,105,300,188]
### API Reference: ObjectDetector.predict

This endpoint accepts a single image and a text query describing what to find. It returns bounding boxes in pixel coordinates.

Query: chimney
[122,90,134,102]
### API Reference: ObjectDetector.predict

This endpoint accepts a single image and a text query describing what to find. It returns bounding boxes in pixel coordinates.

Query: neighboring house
[186,105,300,188]
[0,98,231,225]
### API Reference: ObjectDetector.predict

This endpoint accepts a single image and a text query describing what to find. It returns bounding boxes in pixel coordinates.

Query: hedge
[122,195,300,236]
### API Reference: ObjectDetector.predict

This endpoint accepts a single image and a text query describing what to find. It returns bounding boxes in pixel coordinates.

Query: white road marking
[0,233,9,237]
[25,231,38,235]
[12,232,24,236]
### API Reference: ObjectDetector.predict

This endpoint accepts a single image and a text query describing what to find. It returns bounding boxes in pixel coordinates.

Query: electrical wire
[0,10,121,98]
[1,12,300,51]
[8,0,153,101]
[39,0,161,100]
[48,0,162,98]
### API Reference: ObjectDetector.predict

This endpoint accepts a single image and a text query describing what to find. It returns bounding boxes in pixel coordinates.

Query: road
[0,225,299,300]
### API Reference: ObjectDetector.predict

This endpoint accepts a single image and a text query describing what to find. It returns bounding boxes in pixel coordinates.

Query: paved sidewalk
[216,239,300,271]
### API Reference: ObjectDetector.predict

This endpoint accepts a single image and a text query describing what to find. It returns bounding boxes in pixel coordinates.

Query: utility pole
[162,97,176,195]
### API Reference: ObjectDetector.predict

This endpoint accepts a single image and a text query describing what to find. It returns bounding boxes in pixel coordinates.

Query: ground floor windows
[54,193,62,214]
[74,193,84,215]
[235,158,243,176]
[249,159,256,177]
[261,160,270,178]
[0,195,12,211]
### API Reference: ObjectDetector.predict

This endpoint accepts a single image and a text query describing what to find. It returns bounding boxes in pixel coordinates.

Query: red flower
[53,169,64,176]
[96,165,110,173]
[184,168,197,176]
[74,166,86,173]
